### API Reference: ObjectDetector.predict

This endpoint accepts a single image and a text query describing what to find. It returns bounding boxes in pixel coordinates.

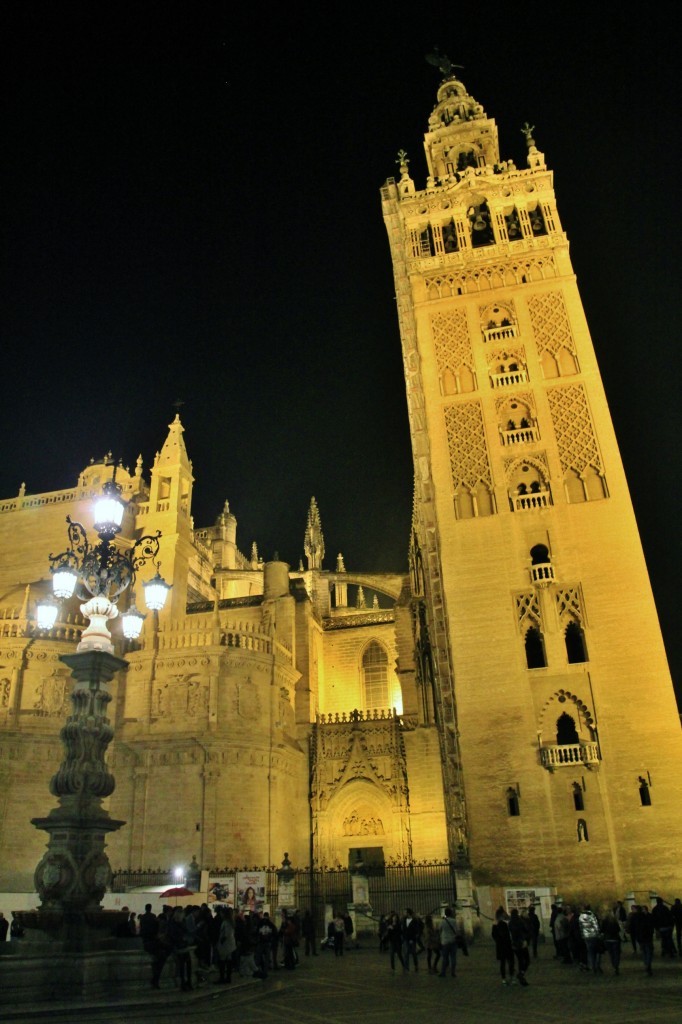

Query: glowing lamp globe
[52,565,78,600]
[36,600,59,632]
[93,492,125,536]
[143,571,171,612]
[121,600,146,640]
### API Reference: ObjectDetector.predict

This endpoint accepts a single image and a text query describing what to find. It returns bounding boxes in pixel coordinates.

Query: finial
[521,122,536,148]
[425,49,464,78]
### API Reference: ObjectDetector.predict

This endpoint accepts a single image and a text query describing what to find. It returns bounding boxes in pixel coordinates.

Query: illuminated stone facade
[381,71,682,898]
[0,421,447,890]
[0,71,679,905]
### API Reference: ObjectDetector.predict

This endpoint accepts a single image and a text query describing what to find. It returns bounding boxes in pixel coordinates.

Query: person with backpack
[439,906,458,978]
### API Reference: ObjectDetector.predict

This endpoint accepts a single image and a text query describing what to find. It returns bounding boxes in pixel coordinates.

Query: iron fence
[111,860,458,930]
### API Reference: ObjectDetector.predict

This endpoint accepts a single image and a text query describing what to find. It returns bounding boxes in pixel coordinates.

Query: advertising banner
[236,871,266,912]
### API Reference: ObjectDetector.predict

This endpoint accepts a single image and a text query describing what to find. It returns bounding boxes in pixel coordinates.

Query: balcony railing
[483,325,518,344]
[502,426,539,445]
[540,742,600,770]
[491,369,528,388]
[530,562,555,585]
[514,489,550,511]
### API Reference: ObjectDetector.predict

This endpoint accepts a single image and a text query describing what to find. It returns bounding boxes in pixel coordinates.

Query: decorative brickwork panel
[546,384,602,475]
[424,255,557,300]
[443,402,492,489]
[431,311,473,377]
[527,292,577,359]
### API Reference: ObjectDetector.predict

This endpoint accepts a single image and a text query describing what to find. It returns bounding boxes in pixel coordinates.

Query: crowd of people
[378,906,468,976]
[113,903,317,990]
[547,896,682,977]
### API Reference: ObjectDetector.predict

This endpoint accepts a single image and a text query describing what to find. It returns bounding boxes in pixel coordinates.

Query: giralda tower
[381,62,682,897]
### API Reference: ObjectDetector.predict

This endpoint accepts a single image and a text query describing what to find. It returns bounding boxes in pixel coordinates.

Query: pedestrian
[424,914,441,974]
[651,897,676,957]
[0,912,8,943]
[281,911,298,970]
[333,911,345,957]
[492,907,515,985]
[527,905,541,957]
[671,898,682,955]
[578,904,602,974]
[150,906,173,989]
[635,904,655,975]
[302,909,317,956]
[343,911,356,950]
[386,911,405,972]
[215,907,236,984]
[167,906,194,991]
[508,908,530,986]
[402,908,421,971]
[600,908,622,975]
[438,906,458,978]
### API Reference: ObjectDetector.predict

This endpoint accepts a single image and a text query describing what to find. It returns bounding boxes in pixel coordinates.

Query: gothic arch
[321,777,399,864]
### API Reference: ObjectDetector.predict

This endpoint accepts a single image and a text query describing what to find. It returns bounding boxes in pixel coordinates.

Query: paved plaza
[2,935,681,1024]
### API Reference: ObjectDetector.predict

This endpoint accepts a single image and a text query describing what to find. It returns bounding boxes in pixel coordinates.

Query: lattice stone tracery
[555,586,584,624]
[516,591,542,630]
[443,402,492,489]
[546,384,602,474]
[527,291,577,358]
[431,311,473,375]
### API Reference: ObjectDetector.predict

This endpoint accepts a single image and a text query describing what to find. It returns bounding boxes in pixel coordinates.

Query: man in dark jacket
[651,897,676,957]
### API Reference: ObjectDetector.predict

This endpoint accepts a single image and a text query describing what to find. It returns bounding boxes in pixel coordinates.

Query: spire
[336,553,346,572]
[356,586,366,609]
[155,414,192,472]
[304,497,325,570]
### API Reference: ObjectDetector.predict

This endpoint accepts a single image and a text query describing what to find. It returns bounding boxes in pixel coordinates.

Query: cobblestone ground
[4,939,682,1024]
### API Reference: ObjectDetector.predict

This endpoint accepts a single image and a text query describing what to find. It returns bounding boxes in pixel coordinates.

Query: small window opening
[572,781,584,811]
[507,787,520,816]
[638,776,652,806]
[577,818,589,842]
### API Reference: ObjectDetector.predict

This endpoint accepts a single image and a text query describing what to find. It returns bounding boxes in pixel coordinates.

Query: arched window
[556,712,579,745]
[525,626,546,668]
[565,621,588,663]
[362,641,389,711]
[506,787,520,816]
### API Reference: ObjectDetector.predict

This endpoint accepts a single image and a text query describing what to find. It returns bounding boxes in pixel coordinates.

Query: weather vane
[425,49,464,77]
[173,398,185,414]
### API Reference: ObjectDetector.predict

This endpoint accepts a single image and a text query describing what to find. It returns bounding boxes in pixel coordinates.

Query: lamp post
[29,472,170,943]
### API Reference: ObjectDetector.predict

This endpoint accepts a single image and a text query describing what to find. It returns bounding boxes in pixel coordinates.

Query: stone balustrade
[540,742,600,769]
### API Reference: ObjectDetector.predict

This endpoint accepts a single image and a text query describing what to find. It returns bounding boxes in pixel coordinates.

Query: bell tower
[144,413,194,617]
[381,60,682,896]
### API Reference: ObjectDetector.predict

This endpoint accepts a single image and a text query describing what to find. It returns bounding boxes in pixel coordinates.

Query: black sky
[1,5,680,703]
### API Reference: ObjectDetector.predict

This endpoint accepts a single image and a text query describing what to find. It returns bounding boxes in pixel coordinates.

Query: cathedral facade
[0,69,679,904]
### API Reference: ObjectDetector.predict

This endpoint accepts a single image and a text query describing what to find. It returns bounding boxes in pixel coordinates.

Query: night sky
[2,6,680,703]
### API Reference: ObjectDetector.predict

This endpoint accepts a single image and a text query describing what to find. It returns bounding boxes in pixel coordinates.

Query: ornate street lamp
[39,473,170,650]
[27,473,170,945]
